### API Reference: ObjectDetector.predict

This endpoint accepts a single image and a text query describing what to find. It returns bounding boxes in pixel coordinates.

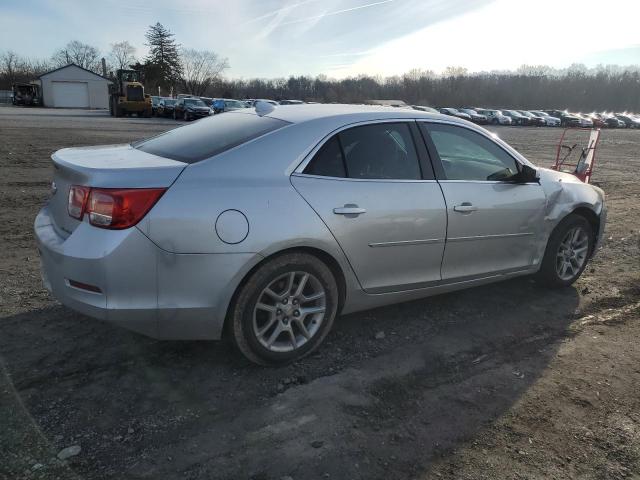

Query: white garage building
[38,64,110,109]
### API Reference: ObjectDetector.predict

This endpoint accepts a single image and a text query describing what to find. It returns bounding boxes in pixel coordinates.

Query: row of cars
[410,105,640,128]
[150,96,305,121]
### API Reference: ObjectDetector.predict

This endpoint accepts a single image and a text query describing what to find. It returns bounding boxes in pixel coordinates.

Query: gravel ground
[0,106,639,480]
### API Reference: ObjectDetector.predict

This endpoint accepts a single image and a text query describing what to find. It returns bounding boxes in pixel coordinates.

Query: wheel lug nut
[276,309,282,315]
[293,299,298,305]
[282,298,288,304]
[294,310,300,317]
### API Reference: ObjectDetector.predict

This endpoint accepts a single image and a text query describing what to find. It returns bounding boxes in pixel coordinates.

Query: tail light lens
[68,186,166,229]
[68,185,90,219]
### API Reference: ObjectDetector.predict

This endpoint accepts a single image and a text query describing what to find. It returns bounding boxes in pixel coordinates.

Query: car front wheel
[229,252,339,365]
[536,214,594,288]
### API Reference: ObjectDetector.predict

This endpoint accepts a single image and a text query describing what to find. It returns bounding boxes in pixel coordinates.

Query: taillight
[68,186,166,229]
[68,185,90,219]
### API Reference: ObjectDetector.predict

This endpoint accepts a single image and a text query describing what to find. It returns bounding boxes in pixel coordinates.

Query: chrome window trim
[437,180,540,185]
[291,172,437,184]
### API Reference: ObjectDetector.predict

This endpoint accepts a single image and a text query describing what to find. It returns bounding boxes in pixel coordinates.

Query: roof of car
[258,103,459,125]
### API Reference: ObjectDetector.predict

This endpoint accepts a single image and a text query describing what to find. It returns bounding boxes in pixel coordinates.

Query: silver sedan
[35,104,606,365]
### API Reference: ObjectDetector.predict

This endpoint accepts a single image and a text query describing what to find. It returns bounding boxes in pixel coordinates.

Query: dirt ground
[0,106,638,480]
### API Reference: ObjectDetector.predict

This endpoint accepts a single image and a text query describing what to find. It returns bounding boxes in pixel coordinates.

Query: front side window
[303,123,421,180]
[422,123,519,181]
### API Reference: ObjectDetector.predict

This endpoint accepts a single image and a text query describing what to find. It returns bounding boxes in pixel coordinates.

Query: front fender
[538,168,606,256]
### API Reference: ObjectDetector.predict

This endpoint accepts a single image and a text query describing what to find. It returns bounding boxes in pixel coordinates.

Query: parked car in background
[156,98,177,117]
[476,109,512,125]
[500,110,530,126]
[411,105,439,113]
[151,96,161,116]
[213,98,248,114]
[614,113,640,128]
[279,99,305,105]
[439,108,471,120]
[174,97,211,121]
[518,111,546,126]
[245,99,279,107]
[601,114,626,128]
[459,108,488,124]
[529,110,561,127]
[544,110,584,127]
[35,104,607,365]
[584,113,606,128]
[574,114,594,128]
[199,97,215,108]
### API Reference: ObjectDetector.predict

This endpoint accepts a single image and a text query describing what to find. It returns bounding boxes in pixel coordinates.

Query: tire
[535,214,594,288]
[229,252,339,366]
[491,118,498,125]
[173,110,177,120]
[183,111,189,121]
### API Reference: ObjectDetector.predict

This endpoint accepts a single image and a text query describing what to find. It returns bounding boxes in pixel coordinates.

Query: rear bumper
[35,206,258,340]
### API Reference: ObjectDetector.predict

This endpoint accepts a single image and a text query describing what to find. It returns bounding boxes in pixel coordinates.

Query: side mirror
[518,164,540,183]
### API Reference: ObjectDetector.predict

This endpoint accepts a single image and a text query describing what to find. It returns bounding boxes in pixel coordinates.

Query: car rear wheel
[229,252,339,365]
[535,214,594,288]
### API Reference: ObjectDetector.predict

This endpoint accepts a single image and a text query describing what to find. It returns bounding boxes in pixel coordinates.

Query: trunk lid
[49,144,186,236]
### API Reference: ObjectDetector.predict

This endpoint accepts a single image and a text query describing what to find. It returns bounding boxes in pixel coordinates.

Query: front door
[292,122,447,293]
[419,122,547,280]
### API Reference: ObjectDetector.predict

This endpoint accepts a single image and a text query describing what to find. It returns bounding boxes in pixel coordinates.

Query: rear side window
[134,112,289,163]
[305,136,346,178]
[304,123,421,180]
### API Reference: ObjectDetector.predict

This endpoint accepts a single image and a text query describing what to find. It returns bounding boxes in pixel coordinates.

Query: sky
[2,0,640,78]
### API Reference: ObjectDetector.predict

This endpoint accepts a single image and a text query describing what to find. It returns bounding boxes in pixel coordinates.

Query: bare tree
[0,51,19,85]
[51,41,101,72]
[180,49,229,96]
[108,41,137,72]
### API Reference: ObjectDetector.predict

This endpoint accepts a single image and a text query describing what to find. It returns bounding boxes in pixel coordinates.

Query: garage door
[51,81,89,108]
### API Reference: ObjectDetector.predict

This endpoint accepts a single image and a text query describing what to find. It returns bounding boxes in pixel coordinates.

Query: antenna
[255,100,276,117]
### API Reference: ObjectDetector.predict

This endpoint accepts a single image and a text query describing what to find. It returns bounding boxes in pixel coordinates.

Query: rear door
[419,122,547,280]
[291,121,447,293]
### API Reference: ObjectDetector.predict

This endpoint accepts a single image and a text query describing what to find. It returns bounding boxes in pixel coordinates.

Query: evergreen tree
[144,22,182,91]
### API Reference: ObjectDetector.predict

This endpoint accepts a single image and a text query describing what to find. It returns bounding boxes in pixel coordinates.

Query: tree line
[1,22,639,112]
[213,65,640,112]
[0,23,228,98]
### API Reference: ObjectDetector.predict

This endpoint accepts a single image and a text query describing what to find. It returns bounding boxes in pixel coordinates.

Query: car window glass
[424,124,519,181]
[304,136,346,178]
[339,123,421,180]
[134,112,289,163]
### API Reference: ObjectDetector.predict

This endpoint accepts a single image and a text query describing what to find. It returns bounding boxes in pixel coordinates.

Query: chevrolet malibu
[35,104,606,365]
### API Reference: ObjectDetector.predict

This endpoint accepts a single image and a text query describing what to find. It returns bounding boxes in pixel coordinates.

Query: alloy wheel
[252,271,326,353]
[556,226,589,281]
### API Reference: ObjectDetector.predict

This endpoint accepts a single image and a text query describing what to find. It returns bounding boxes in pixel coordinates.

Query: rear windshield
[133,112,289,163]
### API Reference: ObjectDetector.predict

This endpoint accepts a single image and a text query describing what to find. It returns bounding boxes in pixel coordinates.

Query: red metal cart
[551,128,601,184]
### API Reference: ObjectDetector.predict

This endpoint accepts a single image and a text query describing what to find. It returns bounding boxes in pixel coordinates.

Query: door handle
[333,205,366,215]
[453,203,478,213]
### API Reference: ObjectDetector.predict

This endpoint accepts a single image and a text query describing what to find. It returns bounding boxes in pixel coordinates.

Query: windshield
[225,100,244,108]
[164,99,176,105]
[185,99,206,107]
